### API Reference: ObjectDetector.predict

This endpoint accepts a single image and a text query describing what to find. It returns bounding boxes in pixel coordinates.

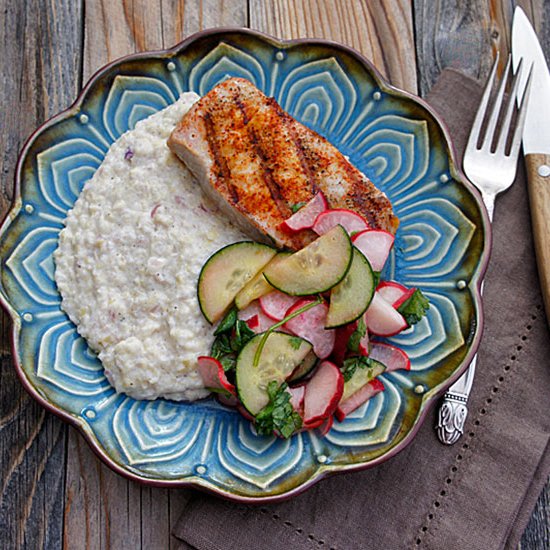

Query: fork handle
[525,153,550,326]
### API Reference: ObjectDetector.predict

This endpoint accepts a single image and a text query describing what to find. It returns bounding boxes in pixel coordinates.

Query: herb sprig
[255,381,302,438]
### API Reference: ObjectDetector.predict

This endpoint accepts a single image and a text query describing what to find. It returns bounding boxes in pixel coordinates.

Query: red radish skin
[237,301,262,321]
[335,378,385,421]
[312,209,369,236]
[280,192,328,232]
[376,281,409,306]
[317,415,334,436]
[364,293,408,336]
[369,342,411,372]
[260,291,299,321]
[393,287,416,309]
[287,385,306,414]
[237,302,277,333]
[358,325,370,356]
[352,229,394,272]
[331,321,358,366]
[303,361,344,425]
[246,315,260,330]
[285,299,335,359]
[197,356,236,395]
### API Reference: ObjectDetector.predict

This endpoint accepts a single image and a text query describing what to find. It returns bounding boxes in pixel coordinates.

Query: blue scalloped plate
[0,29,490,502]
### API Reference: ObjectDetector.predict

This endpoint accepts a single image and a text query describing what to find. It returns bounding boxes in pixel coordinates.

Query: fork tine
[482,55,512,151]
[495,57,524,154]
[507,61,534,160]
[464,52,500,157]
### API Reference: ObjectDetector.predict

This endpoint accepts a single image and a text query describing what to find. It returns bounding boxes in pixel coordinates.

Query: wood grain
[0,1,83,548]
[250,0,418,93]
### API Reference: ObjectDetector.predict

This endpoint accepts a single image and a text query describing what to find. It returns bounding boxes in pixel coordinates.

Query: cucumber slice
[289,351,318,382]
[198,242,276,323]
[342,359,386,402]
[325,247,375,328]
[263,225,352,295]
[236,332,312,414]
[235,252,291,310]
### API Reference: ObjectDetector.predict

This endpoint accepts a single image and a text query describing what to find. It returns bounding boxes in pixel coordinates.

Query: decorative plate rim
[0,27,492,503]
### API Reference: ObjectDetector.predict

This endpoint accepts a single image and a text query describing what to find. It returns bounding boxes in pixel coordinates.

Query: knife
[512,7,550,324]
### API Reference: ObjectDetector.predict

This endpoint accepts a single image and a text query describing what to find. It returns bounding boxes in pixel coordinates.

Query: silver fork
[436,53,533,445]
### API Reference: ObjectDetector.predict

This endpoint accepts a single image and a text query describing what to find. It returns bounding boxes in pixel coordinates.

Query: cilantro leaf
[215,307,238,335]
[347,317,367,353]
[290,202,306,214]
[372,271,381,288]
[255,381,302,438]
[231,320,256,352]
[211,310,256,371]
[289,336,304,350]
[397,288,429,326]
[341,355,376,382]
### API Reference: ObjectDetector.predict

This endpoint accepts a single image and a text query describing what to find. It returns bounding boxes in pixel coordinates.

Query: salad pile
[196,192,429,438]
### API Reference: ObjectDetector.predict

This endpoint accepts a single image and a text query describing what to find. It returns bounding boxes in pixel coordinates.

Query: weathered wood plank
[520,482,550,550]
[249,0,418,93]
[63,3,247,548]
[0,1,83,548]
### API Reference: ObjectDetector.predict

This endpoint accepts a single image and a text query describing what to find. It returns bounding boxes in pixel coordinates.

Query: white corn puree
[55,93,248,401]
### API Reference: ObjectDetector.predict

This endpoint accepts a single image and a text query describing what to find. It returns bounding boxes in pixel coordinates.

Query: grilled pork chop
[168,78,398,250]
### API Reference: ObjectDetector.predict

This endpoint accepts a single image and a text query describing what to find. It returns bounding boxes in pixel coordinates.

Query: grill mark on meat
[203,111,239,204]
[234,91,293,219]
[280,110,319,197]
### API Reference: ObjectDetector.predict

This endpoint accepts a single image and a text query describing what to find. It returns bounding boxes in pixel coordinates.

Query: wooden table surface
[1,1,549,548]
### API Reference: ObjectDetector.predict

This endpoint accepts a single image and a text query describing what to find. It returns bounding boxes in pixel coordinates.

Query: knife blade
[512,7,550,324]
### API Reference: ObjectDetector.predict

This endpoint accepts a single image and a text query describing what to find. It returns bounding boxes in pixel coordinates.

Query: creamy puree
[55,93,248,401]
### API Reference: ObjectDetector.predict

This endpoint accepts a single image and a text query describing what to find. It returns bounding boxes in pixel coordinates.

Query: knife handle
[525,153,550,325]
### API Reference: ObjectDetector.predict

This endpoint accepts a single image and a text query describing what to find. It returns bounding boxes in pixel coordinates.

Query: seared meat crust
[168,78,398,249]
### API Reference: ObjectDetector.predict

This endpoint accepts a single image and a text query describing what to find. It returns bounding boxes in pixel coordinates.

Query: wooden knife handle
[524,153,550,325]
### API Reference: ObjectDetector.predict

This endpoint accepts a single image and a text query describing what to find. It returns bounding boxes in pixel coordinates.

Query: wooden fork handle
[525,153,550,325]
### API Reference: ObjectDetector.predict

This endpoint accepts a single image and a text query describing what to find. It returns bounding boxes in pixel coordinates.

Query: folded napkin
[173,69,550,550]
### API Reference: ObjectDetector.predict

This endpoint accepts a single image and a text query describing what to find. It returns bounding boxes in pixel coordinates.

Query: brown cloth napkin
[173,69,550,550]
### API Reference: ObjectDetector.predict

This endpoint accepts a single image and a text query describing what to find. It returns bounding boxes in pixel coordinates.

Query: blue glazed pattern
[0,30,488,500]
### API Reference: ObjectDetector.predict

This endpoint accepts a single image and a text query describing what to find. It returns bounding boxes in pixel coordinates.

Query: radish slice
[217,392,239,407]
[317,415,334,436]
[352,229,394,271]
[335,378,385,421]
[358,326,370,356]
[237,301,262,322]
[312,209,369,236]
[364,293,408,336]
[369,342,411,372]
[280,192,328,231]
[197,356,236,395]
[331,321,358,366]
[238,302,276,333]
[285,299,335,359]
[376,281,409,306]
[303,361,344,424]
[260,291,300,321]
[393,287,416,309]
[287,385,305,414]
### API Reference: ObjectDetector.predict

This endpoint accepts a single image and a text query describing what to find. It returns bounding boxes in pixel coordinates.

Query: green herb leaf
[289,336,304,350]
[218,354,236,372]
[372,271,381,288]
[341,355,376,382]
[397,288,430,326]
[231,320,256,352]
[255,381,303,438]
[211,333,233,358]
[214,307,238,335]
[290,202,306,214]
[347,317,367,353]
